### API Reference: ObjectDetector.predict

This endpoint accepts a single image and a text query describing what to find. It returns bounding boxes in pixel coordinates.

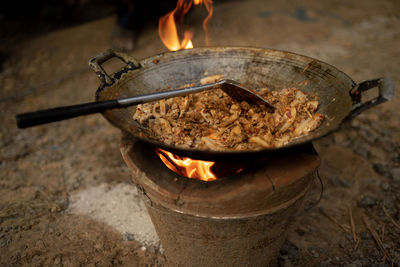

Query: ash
[68,183,160,247]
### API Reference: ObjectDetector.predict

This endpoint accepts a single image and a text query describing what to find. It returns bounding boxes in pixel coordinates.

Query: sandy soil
[1,0,399,266]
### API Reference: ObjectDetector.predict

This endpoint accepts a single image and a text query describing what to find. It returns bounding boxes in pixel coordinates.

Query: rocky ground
[1,0,399,266]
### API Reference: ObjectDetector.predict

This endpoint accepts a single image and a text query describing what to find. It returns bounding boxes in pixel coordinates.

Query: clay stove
[120,134,320,266]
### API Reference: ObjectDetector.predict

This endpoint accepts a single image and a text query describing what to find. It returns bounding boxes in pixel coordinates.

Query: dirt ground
[1,0,400,266]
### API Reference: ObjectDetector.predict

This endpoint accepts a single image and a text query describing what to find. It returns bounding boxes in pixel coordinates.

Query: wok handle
[88,49,141,86]
[348,77,394,118]
[16,100,119,128]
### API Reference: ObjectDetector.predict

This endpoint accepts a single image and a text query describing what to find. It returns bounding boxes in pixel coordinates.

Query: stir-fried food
[133,75,324,151]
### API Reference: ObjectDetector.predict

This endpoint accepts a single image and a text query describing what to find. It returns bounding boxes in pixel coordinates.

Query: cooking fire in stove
[155,148,247,181]
[155,148,217,181]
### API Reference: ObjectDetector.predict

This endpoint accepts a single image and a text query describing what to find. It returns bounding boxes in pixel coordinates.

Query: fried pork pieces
[133,80,324,151]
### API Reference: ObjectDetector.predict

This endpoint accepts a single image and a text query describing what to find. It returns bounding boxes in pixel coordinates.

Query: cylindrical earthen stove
[120,134,320,266]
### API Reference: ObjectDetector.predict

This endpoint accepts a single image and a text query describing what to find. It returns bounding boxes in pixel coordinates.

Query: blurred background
[0,0,399,266]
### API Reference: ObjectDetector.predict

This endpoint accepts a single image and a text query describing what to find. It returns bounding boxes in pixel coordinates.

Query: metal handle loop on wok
[88,49,141,86]
[348,77,394,119]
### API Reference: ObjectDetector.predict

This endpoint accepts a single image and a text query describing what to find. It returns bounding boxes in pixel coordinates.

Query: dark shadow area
[1,0,114,45]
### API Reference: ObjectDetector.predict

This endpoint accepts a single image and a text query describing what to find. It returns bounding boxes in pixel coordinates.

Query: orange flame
[159,0,213,51]
[156,148,217,182]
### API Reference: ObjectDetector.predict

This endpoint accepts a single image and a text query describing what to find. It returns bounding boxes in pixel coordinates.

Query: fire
[159,0,213,51]
[155,148,217,182]
[185,40,194,49]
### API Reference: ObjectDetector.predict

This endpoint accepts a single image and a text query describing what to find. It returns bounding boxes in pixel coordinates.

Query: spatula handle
[16,100,119,128]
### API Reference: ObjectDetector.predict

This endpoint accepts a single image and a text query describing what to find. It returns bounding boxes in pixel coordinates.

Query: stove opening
[155,148,248,182]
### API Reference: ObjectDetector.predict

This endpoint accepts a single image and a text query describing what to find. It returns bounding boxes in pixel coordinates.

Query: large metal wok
[90,47,393,160]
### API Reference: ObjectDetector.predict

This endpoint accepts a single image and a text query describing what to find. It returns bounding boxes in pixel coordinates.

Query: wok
[90,47,393,160]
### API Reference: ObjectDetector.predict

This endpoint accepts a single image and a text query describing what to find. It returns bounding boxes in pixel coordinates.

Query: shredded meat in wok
[133,75,324,151]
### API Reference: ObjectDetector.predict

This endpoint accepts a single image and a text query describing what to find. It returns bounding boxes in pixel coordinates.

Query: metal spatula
[16,79,275,128]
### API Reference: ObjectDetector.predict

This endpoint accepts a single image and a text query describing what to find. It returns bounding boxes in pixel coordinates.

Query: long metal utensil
[16,79,275,128]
